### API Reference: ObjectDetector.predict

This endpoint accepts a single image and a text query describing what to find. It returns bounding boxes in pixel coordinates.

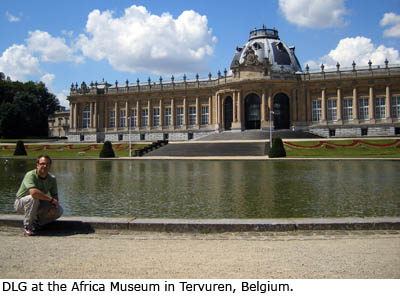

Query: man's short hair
[36,154,52,165]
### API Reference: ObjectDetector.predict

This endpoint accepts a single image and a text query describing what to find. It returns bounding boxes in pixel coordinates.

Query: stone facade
[67,27,400,142]
[48,108,70,138]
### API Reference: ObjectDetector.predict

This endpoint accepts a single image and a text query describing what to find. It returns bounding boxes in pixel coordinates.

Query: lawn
[283,139,400,158]
[0,143,150,159]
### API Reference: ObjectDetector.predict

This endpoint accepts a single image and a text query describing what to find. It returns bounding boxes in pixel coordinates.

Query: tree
[100,141,115,158]
[14,140,27,156]
[0,74,59,138]
[268,137,286,158]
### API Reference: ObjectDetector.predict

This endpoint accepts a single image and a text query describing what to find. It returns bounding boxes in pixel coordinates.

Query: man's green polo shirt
[16,169,58,198]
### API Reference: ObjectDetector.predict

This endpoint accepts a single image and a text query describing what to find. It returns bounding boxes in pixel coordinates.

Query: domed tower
[230,26,302,78]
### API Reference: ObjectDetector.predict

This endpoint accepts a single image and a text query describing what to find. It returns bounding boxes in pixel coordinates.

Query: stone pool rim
[1,215,399,232]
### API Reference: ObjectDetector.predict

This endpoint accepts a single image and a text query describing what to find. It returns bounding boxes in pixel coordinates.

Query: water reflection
[0,159,399,218]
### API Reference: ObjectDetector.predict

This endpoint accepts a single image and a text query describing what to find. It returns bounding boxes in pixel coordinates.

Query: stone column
[217,94,221,125]
[208,95,212,125]
[321,88,327,122]
[386,85,392,120]
[136,100,141,128]
[196,97,200,125]
[70,103,74,129]
[93,102,97,129]
[261,89,266,122]
[171,98,175,127]
[74,103,78,129]
[148,99,152,127]
[114,101,119,128]
[237,91,242,123]
[105,102,108,128]
[306,89,311,122]
[268,89,272,121]
[292,88,297,122]
[233,91,237,122]
[125,101,129,128]
[353,87,358,120]
[337,88,342,121]
[369,86,375,120]
[159,99,164,128]
[183,97,187,127]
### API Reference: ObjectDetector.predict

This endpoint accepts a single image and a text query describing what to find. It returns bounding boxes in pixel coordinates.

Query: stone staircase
[144,130,321,157]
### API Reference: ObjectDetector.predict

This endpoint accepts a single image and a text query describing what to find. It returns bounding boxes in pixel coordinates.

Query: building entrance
[224,96,233,130]
[273,93,290,129]
[244,94,261,129]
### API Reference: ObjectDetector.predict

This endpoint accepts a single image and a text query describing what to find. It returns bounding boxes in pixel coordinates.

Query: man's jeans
[14,195,63,228]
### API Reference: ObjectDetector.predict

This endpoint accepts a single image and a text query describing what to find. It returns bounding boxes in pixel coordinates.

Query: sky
[1,0,400,107]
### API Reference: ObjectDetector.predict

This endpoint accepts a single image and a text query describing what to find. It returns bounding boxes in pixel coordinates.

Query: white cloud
[41,73,55,86]
[77,5,217,75]
[40,73,69,107]
[26,30,83,63]
[380,12,400,38]
[56,90,70,107]
[305,36,400,70]
[279,0,348,28]
[0,44,41,80]
[6,11,21,23]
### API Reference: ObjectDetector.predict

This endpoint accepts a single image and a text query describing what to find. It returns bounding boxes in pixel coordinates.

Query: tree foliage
[14,140,27,156]
[99,141,115,158]
[0,72,59,138]
[268,137,287,158]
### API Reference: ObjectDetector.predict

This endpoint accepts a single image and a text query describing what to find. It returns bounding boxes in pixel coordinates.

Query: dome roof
[230,27,302,73]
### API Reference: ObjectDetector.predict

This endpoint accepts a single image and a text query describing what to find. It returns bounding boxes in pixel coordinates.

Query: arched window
[83,106,90,129]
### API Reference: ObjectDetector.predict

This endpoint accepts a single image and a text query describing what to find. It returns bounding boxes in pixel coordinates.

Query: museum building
[67,26,400,142]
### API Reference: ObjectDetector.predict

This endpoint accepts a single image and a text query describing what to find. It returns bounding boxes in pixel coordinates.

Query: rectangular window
[176,107,184,126]
[201,106,209,125]
[83,107,90,129]
[141,109,148,127]
[375,97,386,120]
[130,109,137,128]
[153,108,160,127]
[312,100,321,122]
[120,110,126,128]
[109,111,115,128]
[327,99,337,121]
[359,98,369,120]
[164,107,171,126]
[188,106,196,125]
[392,96,400,119]
[343,98,353,121]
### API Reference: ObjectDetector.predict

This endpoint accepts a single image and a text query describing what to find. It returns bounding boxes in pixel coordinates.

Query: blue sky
[1,0,400,107]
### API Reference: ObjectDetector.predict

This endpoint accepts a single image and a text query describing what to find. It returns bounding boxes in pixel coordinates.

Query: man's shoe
[23,226,36,236]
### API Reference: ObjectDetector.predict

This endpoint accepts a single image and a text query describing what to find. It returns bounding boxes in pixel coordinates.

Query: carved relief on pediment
[243,47,260,66]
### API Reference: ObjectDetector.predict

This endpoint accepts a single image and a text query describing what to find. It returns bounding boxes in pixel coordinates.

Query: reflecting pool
[1,159,399,218]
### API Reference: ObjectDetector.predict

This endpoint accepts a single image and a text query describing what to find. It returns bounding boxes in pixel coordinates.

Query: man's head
[36,155,52,178]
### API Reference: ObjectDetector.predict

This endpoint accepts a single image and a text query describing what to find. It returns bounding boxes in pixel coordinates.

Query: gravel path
[0,227,399,278]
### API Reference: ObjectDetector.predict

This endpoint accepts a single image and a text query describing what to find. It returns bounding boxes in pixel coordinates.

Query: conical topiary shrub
[99,141,115,158]
[268,137,286,158]
[14,140,27,156]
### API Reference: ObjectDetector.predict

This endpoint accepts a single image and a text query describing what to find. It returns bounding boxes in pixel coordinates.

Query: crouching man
[14,155,63,236]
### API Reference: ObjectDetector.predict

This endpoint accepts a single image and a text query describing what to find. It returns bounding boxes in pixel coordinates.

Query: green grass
[1,139,400,159]
[0,143,150,159]
[284,139,400,158]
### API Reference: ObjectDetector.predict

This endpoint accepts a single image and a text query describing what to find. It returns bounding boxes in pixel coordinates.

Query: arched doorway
[244,93,261,129]
[224,96,233,130]
[273,93,290,129]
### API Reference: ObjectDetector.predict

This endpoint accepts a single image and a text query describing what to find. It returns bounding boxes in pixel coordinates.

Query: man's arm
[29,188,58,207]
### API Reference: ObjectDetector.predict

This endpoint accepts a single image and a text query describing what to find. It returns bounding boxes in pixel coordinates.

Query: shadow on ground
[34,220,95,237]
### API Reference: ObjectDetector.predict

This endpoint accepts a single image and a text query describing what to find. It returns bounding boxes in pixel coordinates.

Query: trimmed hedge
[13,140,27,156]
[268,137,286,158]
[99,141,115,158]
